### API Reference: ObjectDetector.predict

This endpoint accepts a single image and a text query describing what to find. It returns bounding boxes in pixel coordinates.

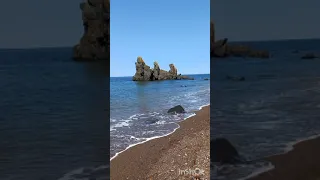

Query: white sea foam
[129,135,146,141]
[283,133,320,154]
[110,120,131,131]
[129,113,145,120]
[110,118,133,130]
[155,120,166,125]
[57,165,109,180]
[199,103,210,110]
[110,103,210,161]
[110,124,181,161]
[237,163,274,180]
[234,133,320,180]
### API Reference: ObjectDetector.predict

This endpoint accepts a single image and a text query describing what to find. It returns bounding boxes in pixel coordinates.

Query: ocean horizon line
[0,46,73,51]
[226,37,320,43]
[110,73,210,78]
[1,37,320,50]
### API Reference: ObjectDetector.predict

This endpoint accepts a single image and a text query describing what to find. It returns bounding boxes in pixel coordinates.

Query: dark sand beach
[250,136,320,180]
[110,105,210,180]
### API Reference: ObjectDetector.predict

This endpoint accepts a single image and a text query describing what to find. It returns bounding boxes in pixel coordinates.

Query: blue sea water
[0,48,109,180]
[110,74,210,158]
[211,39,320,179]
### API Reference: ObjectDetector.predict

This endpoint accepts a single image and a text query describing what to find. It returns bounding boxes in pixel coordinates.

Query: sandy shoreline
[110,105,210,180]
[249,135,320,180]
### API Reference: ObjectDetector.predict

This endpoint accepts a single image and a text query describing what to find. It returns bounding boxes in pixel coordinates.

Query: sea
[110,74,210,159]
[0,47,109,180]
[211,39,320,180]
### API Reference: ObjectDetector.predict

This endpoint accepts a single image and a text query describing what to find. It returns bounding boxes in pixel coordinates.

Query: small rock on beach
[167,105,186,114]
[211,138,241,164]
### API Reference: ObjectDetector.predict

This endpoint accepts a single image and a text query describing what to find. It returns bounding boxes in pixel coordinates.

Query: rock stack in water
[210,20,215,57]
[132,57,194,81]
[210,20,269,59]
[73,0,110,61]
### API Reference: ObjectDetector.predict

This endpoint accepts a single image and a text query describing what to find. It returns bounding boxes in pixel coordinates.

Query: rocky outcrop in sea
[210,20,215,57]
[132,57,194,81]
[73,0,110,61]
[210,21,269,59]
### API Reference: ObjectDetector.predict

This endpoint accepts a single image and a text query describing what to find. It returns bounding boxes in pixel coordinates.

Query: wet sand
[250,136,320,180]
[110,105,210,180]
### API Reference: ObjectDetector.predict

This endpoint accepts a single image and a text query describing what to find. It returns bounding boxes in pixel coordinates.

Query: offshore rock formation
[213,38,269,58]
[210,21,269,59]
[301,53,319,59]
[210,20,215,57]
[73,0,110,61]
[212,38,228,57]
[132,57,194,81]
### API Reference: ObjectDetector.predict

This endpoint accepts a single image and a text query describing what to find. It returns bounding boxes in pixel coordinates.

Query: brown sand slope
[110,106,210,180]
[250,136,320,180]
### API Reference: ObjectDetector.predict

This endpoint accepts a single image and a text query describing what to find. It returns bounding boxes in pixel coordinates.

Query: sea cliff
[73,0,110,61]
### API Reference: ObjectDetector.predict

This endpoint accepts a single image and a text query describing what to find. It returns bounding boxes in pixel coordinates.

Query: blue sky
[110,0,210,77]
[0,1,82,48]
[1,1,319,48]
[211,0,320,41]
[2,0,319,72]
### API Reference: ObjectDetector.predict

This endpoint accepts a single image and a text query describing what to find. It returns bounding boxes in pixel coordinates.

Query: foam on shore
[283,133,320,154]
[57,165,109,180]
[238,163,275,180]
[110,123,181,161]
[110,104,210,161]
[199,103,210,110]
[235,133,320,180]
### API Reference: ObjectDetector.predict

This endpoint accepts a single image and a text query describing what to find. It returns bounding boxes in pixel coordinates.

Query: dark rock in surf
[204,78,209,80]
[301,53,319,59]
[145,117,159,124]
[167,105,186,114]
[226,75,245,81]
[132,57,193,81]
[210,138,241,164]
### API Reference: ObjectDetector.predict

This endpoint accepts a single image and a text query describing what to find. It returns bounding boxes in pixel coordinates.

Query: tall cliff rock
[210,20,215,57]
[73,0,110,61]
[132,57,194,81]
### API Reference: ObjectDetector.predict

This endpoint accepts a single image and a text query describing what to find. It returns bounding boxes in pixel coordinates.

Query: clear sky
[110,0,210,77]
[0,1,82,49]
[211,0,320,42]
